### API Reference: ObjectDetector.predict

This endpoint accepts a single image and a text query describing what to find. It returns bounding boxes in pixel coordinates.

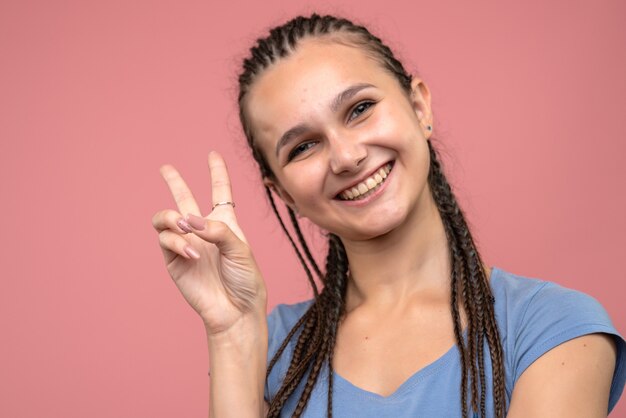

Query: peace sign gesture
[152,151,267,336]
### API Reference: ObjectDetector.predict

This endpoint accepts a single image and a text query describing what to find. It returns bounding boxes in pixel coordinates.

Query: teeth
[339,163,393,201]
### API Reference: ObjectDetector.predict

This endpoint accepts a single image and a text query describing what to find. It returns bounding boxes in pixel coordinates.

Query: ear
[263,176,298,213]
[410,77,434,138]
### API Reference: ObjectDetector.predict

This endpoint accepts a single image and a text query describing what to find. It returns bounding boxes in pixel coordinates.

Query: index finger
[208,151,234,208]
[159,164,202,217]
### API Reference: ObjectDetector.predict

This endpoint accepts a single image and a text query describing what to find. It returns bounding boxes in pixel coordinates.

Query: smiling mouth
[336,162,394,201]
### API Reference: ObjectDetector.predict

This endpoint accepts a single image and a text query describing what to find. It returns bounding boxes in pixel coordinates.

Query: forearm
[207,315,268,418]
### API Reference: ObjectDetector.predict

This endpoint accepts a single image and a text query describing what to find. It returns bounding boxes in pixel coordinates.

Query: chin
[339,210,407,242]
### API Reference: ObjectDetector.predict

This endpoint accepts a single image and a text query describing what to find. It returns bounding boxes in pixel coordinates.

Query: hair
[237,14,505,418]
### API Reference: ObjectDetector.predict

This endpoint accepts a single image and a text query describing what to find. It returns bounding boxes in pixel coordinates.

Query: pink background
[1,0,625,416]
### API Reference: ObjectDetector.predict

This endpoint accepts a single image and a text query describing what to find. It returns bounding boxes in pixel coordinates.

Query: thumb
[186,213,247,257]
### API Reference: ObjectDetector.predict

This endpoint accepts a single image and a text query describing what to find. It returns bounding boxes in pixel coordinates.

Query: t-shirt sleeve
[510,281,626,413]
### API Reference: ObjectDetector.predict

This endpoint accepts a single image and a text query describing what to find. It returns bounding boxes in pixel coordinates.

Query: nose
[328,134,367,175]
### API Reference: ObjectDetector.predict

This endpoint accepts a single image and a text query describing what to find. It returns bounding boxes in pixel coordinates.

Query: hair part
[238,13,506,418]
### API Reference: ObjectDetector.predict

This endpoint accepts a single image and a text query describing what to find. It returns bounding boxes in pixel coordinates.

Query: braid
[266,307,314,376]
[238,13,506,418]
[265,186,319,297]
[428,140,506,417]
[288,209,324,281]
[267,234,347,418]
[291,235,347,417]
[446,220,472,416]
[324,235,349,417]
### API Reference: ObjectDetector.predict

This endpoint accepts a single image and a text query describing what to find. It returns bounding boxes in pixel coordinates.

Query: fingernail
[177,219,193,233]
[186,213,206,230]
[184,245,200,259]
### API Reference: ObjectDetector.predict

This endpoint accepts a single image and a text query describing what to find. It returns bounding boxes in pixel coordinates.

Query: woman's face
[246,38,434,241]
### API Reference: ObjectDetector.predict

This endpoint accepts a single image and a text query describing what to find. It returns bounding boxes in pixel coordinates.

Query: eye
[287,141,316,162]
[348,101,375,122]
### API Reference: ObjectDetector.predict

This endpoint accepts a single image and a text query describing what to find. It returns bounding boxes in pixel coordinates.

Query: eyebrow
[275,83,376,158]
[330,83,375,113]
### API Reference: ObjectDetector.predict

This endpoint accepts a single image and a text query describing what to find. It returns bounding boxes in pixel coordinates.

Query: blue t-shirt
[264,267,626,417]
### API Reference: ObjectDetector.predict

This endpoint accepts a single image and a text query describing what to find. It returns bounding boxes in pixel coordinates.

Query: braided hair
[237,14,506,418]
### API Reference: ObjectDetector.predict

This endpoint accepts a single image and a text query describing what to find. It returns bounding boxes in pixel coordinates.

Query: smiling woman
[245,39,433,242]
[153,14,626,418]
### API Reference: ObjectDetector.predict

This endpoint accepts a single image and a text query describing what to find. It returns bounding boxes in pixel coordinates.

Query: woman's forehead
[249,39,385,102]
[245,40,395,145]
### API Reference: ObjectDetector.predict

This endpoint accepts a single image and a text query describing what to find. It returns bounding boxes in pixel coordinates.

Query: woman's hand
[152,151,266,336]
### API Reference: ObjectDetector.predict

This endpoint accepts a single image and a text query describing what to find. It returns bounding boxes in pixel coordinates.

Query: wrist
[205,311,268,349]
[205,308,268,418]
[201,285,267,339]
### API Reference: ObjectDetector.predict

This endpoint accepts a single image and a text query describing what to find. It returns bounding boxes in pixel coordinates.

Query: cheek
[280,163,327,201]
[372,103,423,143]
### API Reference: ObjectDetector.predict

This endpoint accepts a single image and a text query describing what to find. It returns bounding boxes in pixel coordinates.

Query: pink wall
[1,0,624,416]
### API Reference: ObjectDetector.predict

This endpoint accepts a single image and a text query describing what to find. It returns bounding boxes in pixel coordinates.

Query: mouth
[336,161,394,201]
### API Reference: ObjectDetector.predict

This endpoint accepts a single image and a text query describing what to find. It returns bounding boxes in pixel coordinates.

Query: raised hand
[152,151,267,336]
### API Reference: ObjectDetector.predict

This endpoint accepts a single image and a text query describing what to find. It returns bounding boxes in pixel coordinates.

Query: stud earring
[426,125,432,132]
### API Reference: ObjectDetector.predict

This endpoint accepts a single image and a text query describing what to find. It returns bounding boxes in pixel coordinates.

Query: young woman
[152,14,625,417]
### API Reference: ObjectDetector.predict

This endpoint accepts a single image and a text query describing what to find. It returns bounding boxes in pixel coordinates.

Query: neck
[341,186,451,311]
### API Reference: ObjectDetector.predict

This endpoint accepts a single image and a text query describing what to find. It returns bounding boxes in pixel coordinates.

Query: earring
[426,125,432,132]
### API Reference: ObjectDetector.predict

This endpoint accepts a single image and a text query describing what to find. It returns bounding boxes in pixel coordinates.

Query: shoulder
[490,267,616,341]
[490,267,626,414]
[267,299,314,348]
[268,299,314,324]
[264,299,314,403]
